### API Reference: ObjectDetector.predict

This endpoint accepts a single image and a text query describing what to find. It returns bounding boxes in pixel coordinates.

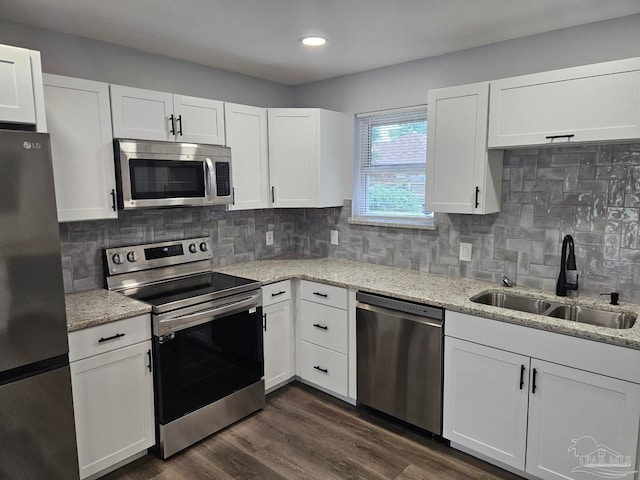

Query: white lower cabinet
[69,315,154,479]
[262,281,293,392]
[299,340,348,396]
[444,337,528,469]
[297,280,349,399]
[444,312,640,480]
[526,360,640,480]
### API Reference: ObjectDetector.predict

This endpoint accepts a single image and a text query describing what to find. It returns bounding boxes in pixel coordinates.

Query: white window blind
[353,106,431,224]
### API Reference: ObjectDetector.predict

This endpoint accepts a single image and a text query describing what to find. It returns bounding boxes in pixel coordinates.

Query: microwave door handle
[204,157,215,202]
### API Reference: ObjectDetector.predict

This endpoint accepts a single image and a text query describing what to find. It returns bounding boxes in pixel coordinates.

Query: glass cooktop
[129,271,260,309]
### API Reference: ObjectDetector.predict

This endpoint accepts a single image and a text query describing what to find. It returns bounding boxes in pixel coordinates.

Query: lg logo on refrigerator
[22,141,42,150]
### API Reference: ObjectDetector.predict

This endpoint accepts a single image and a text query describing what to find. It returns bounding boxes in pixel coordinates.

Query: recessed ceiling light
[301,36,327,47]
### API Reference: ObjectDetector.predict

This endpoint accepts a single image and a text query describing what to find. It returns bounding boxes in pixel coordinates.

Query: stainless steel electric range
[104,237,264,458]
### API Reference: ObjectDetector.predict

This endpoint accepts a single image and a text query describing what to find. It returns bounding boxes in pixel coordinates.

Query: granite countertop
[66,289,151,332]
[214,258,640,350]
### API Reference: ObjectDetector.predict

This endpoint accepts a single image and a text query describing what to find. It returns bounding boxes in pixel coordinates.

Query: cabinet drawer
[69,314,151,362]
[299,280,347,309]
[262,280,292,307]
[300,300,347,354]
[300,341,348,397]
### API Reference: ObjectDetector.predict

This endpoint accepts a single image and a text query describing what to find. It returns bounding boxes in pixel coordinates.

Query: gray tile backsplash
[60,206,308,292]
[62,142,640,304]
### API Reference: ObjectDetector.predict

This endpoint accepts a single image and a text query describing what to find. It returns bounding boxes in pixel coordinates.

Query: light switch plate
[266,231,274,246]
[459,242,472,262]
[330,230,339,245]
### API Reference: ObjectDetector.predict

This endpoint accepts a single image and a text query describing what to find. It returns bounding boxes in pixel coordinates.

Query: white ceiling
[1,0,640,86]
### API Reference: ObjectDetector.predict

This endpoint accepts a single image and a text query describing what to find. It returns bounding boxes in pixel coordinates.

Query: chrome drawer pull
[98,332,125,343]
[313,365,328,374]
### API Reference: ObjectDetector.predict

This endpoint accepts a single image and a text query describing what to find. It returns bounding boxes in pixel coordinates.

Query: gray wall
[292,14,640,199]
[0,20,293,107]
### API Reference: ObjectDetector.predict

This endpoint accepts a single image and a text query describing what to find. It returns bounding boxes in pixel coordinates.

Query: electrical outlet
[266,231,274,246]
[459,242,472,262]
[330,230,339,245]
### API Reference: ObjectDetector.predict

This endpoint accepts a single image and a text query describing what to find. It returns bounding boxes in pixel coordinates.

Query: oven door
[153,306,264,425]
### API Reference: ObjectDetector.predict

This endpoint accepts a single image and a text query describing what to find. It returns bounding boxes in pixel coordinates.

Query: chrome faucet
[556,234,578,296]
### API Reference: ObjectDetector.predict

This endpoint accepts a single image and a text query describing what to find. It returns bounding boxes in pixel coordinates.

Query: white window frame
[352,106,432,227]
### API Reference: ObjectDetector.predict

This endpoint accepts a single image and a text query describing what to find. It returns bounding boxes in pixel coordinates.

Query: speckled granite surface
[215,258,640,350]
[66,289,151,332]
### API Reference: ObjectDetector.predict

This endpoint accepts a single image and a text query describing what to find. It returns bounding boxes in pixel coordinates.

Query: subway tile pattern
[62,142,640,303]
[328,143,640,303]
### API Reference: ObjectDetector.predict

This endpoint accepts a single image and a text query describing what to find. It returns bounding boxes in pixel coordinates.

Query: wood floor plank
[104,383,523,480]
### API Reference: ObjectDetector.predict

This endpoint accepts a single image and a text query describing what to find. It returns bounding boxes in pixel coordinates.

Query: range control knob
[112,253,125,265]
[199,242,209,252]
[126,251,138,262]
[188,243,198,254]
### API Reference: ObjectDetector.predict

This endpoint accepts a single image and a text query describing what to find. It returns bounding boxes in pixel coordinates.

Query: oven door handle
[156,291,261,336]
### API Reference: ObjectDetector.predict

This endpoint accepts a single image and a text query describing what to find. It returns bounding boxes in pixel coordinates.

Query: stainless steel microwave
[114,138,232,210]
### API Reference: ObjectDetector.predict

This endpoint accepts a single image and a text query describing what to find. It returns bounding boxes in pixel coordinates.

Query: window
[353,106,432,225]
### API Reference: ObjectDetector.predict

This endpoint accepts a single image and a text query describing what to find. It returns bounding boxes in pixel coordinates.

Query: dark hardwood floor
[104,383,523,480]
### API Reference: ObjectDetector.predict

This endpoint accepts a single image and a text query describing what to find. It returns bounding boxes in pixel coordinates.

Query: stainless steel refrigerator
[0,130,79,479]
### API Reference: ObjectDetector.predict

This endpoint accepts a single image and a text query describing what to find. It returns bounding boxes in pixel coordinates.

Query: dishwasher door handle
[356,302,443,328]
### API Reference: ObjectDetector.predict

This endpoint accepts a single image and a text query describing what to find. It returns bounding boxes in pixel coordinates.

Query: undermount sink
[546,305,636,329]
[470,292,552,315]
[470,291,637,329]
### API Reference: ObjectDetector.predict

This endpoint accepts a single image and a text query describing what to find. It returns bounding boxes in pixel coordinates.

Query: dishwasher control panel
[356,291,444,321]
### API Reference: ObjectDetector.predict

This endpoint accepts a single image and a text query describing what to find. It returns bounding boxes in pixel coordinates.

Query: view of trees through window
[366,119,427,217]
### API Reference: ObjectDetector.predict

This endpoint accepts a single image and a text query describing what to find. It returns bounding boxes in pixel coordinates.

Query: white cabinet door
[225,103,270,210]
[173,95,225,144]
[526,359,640,480]
[110,85,173,141]
[43,74,118,222]
[0,44,35,124]
[443,337,529,470]
[426,82,502,214]
[70,341,155,479]
[263,300,292,391]
[488,57,640,148]
[268,109,319,208]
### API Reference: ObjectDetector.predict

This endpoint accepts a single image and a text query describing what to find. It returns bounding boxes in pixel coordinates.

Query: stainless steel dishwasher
[356,291,444,435]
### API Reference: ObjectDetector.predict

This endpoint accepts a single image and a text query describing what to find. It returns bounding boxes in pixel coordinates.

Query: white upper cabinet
[268,108,344,208]
[173,94,225,144]
[488,57,640,148]
[426,82,503,214]
[0,44,45,128]
[110,85,173,141]
[225,103,270,210]
[44,74,118,222]
[110,85,225,144]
